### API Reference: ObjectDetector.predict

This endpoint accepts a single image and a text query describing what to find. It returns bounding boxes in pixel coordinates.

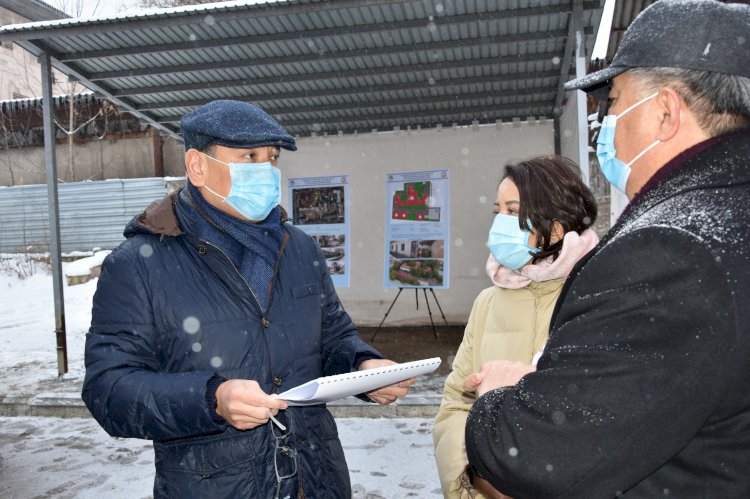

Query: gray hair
[628,67,750,137]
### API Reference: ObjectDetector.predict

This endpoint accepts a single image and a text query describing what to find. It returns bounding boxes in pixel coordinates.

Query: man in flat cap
[463,1,750,497]
[82,100,413,499]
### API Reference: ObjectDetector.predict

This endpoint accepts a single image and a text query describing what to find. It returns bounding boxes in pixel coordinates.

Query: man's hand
[215,379,288,430]
[463,360,535,397]
[358,358,416,405]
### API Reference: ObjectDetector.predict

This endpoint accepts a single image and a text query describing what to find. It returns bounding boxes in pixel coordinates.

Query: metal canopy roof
[0,0,603,141]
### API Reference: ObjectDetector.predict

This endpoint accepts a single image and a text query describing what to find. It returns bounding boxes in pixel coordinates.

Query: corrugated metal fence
[0,178,173,253]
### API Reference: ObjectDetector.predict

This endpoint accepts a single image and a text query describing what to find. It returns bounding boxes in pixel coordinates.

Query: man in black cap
[82,99,413,499]
[463,1,750,497]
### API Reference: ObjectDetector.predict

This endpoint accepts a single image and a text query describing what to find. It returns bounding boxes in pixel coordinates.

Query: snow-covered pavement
[0,415,442,498]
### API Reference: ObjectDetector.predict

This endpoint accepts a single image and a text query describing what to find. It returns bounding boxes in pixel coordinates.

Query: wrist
[205,374,227,423]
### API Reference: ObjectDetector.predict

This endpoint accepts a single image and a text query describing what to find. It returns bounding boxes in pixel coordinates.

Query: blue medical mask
[201,152,281,222]
[487,213,540,271]
[596,92,660,192]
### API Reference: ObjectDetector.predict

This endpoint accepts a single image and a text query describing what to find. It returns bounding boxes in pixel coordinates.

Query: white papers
[278,357,442,406]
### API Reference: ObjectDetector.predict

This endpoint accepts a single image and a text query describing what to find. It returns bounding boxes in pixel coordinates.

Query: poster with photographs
[384,169,450,289]
[288,175,350,287]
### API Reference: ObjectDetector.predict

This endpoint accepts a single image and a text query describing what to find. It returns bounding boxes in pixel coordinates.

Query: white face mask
[596,92,660,192]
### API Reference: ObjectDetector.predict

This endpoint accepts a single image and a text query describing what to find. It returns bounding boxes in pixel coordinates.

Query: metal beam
[277,103,556,128]
[554,6,579,114]
[283,111,555,136]
[161,101,555,128]
[87,29,590,81]
[111,53,564,98]
[40,52,68,377]
[573,0,591,186]
[134,79,560,112]
[157,93,557,124]
[296,119,554,136]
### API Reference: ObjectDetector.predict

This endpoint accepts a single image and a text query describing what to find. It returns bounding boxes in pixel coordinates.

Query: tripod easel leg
[428,287,449,327]
[422,288,438,338]
[370,287,404,341]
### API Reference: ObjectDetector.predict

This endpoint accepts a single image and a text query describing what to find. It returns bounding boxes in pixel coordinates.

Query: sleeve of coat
[311,241,383,376]
[465,227,737,498]
[82,245,225,441]
[433,290,484,498]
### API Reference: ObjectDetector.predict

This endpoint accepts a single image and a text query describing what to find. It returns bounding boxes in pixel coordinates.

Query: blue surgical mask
[596,92,660,192]
[201,153,281,221]
[487,213,540,271]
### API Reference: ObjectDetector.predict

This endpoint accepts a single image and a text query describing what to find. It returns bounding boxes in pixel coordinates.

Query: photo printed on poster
[288,175,350,287]
[384,169,450,289]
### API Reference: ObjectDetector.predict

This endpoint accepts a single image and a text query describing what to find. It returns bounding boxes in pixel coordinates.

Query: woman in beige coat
[433,156,599,498]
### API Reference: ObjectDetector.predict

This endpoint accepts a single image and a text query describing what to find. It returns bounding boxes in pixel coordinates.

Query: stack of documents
[278,357,442,406]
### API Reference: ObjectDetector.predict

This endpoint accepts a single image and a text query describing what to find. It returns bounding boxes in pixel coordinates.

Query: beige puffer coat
[432,279,564,498]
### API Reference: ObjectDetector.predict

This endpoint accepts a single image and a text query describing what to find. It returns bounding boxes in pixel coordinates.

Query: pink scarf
[486,229,600,289]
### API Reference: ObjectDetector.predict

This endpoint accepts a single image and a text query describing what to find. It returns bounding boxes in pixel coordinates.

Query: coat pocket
[156,432,262,498]
[292,282,321,299]
[286,282,323,334]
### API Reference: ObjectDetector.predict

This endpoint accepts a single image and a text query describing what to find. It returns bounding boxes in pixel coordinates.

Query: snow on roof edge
[0,0,287,33]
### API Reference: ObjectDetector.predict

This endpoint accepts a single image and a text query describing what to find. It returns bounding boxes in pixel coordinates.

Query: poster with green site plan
[384,169,450,289]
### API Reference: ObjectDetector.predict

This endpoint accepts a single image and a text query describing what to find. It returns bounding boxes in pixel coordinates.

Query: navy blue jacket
[466,131,750,497]
[82,189,382,498]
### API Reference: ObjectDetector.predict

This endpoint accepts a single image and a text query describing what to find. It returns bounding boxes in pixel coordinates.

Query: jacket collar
[606,129,750,243]
[125,187,290,239]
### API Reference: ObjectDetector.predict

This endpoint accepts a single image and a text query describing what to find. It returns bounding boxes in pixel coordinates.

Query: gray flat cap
[564,0,750,99]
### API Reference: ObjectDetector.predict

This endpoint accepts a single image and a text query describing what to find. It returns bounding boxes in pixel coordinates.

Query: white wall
[281,122,554,326]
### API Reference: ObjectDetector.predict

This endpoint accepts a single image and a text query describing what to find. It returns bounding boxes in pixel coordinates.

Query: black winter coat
[466,131,750,498]
[82,190,382,498]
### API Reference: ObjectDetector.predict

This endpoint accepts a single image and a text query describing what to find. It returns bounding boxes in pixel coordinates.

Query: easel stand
[370,287,449,341]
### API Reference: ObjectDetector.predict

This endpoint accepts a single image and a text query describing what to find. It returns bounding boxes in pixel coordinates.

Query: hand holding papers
[278,357,442,406]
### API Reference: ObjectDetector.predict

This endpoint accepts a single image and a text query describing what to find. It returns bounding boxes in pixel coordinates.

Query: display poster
[384,169,450,289]
[288,175,350,287]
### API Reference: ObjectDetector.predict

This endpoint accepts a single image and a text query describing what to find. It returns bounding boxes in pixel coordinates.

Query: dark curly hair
[502,155,598,263]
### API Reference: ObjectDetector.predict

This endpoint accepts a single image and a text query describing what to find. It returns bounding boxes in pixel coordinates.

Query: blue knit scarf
[176,182,283,311]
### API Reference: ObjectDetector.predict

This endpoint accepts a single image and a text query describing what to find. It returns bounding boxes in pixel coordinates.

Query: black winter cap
[180,99,297,152]
[564,0,750,100]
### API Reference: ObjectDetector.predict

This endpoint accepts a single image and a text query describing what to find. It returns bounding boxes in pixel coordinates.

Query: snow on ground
[0,416,442,499]
[0,254,445,498]
[0,256,92,395]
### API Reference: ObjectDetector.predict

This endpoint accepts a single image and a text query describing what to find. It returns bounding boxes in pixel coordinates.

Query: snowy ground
[0,416,441,499]
[0,254,445,498]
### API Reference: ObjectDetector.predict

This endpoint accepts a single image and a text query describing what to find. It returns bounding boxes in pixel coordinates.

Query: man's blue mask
[487,213,540,271]
[596,92,660,193]
[201,153,281,222]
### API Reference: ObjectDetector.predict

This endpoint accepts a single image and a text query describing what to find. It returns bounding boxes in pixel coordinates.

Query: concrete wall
[281,122,554,326]
[0,136,158,185]
[163,136,187,177]
[0,133,191,186]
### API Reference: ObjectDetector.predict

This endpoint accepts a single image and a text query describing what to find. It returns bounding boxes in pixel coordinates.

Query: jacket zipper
[200,232,289,326]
